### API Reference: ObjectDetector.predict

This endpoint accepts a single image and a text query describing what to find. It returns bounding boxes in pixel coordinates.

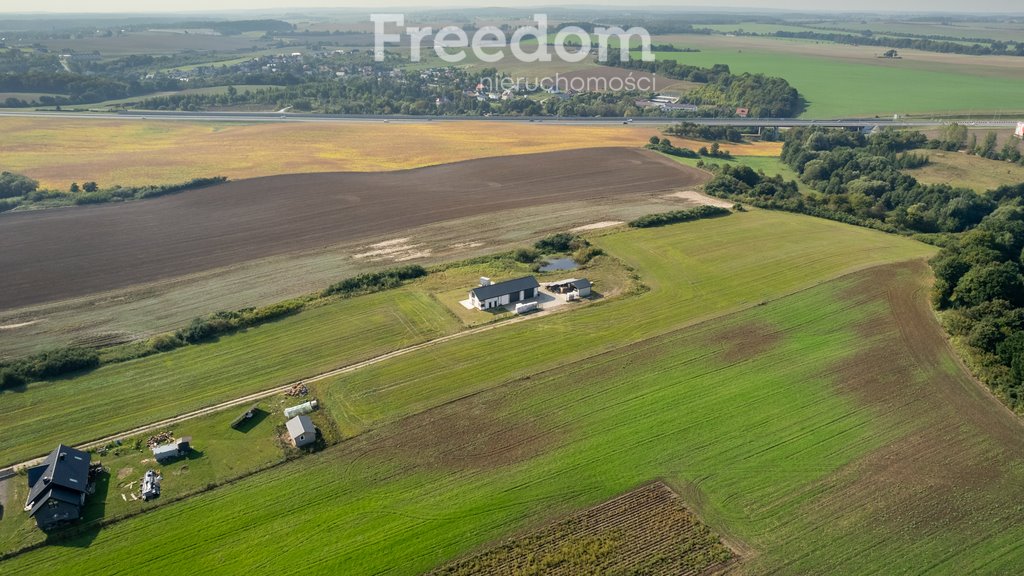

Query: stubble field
[0,117,786,189]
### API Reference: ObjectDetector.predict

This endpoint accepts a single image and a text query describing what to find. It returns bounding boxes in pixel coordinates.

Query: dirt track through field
[0,148,705,310]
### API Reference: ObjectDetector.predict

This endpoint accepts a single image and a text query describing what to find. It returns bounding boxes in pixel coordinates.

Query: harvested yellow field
[0,117,781,187]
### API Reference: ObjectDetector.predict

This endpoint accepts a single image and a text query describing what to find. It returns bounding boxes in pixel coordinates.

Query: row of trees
[0,176,228,211]
[666,122,745,142]
[628,205,732,228]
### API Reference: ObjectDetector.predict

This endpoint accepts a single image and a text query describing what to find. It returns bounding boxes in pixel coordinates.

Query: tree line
[0,175,228,212]
[770,30,1024,57]
[605,55,804,117]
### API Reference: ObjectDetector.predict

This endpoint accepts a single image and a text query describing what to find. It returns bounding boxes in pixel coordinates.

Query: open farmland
[646,34,1024,117]
[0,148,703,310]
[8,222,1022,574]
[0,288,460,468]
[0,210,933,467]
[0,117,686,188]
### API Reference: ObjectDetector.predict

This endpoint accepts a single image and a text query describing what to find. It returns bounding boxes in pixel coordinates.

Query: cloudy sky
[4,1,1021,13]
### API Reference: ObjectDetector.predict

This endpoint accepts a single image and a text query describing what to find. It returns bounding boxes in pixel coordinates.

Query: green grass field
[906,150,1024,192]
[0,289,460,467]
[644,37,1024,118]
[0,399,293,555]
[662,152,816,195]
[12,210,1023,574]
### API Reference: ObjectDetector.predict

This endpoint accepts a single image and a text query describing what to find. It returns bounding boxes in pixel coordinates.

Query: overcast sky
[3,1,1022,14]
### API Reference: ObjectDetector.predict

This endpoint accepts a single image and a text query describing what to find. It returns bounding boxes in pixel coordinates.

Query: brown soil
[0,148,705,310]
[378,392,559,472]
[710,320,784,364]
[430,481,734,576]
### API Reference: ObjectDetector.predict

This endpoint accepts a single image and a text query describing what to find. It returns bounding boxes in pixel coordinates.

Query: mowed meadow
[7,211,1024,574]
[0,116,782,188]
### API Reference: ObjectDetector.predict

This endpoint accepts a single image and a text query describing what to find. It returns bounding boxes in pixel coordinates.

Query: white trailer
[515,301,538,315]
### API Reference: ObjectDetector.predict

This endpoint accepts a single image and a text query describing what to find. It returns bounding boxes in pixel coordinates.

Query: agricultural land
[6,209,1023,574]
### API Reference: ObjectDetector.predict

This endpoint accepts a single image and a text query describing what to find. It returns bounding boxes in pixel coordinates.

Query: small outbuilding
[469,276,539,311]
[286,415,316,448]
[1015,121,1024,140]
[24,444,91,530]
[152,437,192,463]
[546,278,592,298]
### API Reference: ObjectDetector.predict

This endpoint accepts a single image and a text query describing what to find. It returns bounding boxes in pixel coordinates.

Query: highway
[0,109,1018,128]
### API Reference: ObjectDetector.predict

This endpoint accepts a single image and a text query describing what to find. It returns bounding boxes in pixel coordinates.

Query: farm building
[469,276,539,311]
[1015,122,1024,140]
[152,436,192,463]
[546,278,592,298]
[24,444,90,530]
[286,415,316,448]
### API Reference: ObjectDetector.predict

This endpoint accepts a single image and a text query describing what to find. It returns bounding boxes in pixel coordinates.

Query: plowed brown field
[0,148,705,310]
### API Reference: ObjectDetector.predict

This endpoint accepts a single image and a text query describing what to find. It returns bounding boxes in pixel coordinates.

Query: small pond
[539,257,578,272]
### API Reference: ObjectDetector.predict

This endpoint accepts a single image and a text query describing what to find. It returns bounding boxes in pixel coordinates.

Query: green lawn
[11,211,1017,575]
[645,45,1024,118]
[906,150,1024,193]
[0,399,291,555]
[662,152,815,195]
[0,289,460,467]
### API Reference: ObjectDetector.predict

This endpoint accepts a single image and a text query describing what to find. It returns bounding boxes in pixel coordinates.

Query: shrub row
[646,137,699,158]
[72,177,228,205]
[321,264,428,298]
[0,347,100,389]
[174,299,306,345]
[628,205,732,228]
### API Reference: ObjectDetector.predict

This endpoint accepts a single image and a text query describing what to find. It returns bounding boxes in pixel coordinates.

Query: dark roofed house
[469,276,540,311]
[24,444,90,530]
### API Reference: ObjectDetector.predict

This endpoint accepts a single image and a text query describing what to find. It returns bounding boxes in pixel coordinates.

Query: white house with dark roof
[469,276,540,311]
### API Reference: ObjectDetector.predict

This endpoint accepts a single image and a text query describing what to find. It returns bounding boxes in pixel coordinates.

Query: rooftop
[471,276,539,301]
[25,444,90,515]
[286,415,315,439]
